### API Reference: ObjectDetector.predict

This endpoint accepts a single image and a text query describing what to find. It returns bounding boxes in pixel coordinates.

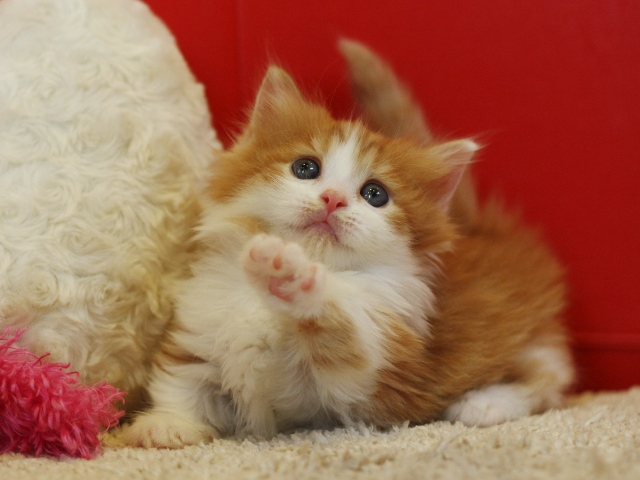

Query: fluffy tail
[339,39,479,227]
[338,39,433,144]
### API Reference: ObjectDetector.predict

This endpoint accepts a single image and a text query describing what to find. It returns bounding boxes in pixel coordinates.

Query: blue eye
[360,182,389,207]
[291,157,320,179]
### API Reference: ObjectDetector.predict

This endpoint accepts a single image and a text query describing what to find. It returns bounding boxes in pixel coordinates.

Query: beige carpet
[1,388,639,479]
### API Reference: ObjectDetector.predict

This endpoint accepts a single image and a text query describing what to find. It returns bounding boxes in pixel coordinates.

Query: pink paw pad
[243,235,322,305]
[267,266,316,301]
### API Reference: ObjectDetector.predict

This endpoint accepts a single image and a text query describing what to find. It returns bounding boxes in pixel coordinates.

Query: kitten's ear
[249,66,304,130]
[428,139,479,212]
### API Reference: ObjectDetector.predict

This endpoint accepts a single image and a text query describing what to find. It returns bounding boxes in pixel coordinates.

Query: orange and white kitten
[124,43,574,448]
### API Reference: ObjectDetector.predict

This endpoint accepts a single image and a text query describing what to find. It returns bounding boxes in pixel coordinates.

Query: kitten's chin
[305,221,338,242]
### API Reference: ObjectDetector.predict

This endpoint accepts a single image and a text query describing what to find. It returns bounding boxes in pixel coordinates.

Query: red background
[145,0,640,391]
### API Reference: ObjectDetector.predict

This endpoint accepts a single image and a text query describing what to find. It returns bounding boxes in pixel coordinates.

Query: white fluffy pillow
[0,0,220,408]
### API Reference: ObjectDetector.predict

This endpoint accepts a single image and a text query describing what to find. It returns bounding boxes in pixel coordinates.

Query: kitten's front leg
[122,364,219,449]
[123,410,215,449]
[242,234,378,383]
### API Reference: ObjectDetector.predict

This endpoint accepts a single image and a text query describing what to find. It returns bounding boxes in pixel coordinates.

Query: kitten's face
[208,68,476,268]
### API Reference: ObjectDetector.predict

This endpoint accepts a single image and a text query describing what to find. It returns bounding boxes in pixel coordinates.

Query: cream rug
[1,388,639,479]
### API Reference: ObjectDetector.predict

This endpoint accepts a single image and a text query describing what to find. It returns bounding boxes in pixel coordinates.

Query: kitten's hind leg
[444,342,574,427]
[444,383,537,427]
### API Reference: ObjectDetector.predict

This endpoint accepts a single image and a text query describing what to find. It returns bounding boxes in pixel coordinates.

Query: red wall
[146,0,640,391]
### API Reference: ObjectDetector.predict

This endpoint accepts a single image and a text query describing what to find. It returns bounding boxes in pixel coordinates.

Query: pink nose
[320,189,348,214]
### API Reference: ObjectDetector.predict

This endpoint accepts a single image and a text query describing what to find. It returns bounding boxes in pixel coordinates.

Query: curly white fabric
[0,0,220,402]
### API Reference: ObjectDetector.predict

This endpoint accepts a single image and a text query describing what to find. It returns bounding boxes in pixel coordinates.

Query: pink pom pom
[0,328,125,459]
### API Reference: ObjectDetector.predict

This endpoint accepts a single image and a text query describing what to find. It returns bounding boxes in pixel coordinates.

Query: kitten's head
[208,67,477,269]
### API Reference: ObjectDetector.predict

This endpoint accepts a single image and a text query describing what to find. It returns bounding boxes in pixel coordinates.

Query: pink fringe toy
[0,329,125,459]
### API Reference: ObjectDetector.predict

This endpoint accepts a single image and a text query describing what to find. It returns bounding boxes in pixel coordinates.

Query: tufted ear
[428,139,479,211]
[248,66,304,131]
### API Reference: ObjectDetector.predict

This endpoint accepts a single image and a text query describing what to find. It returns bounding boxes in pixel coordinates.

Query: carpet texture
[1,388,639,479]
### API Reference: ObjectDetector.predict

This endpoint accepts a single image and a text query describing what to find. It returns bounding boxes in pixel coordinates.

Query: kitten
[123,42,574,448]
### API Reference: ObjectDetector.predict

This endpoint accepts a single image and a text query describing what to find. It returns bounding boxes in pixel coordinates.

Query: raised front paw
[242,234,325,314]
[121,411,217,449]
